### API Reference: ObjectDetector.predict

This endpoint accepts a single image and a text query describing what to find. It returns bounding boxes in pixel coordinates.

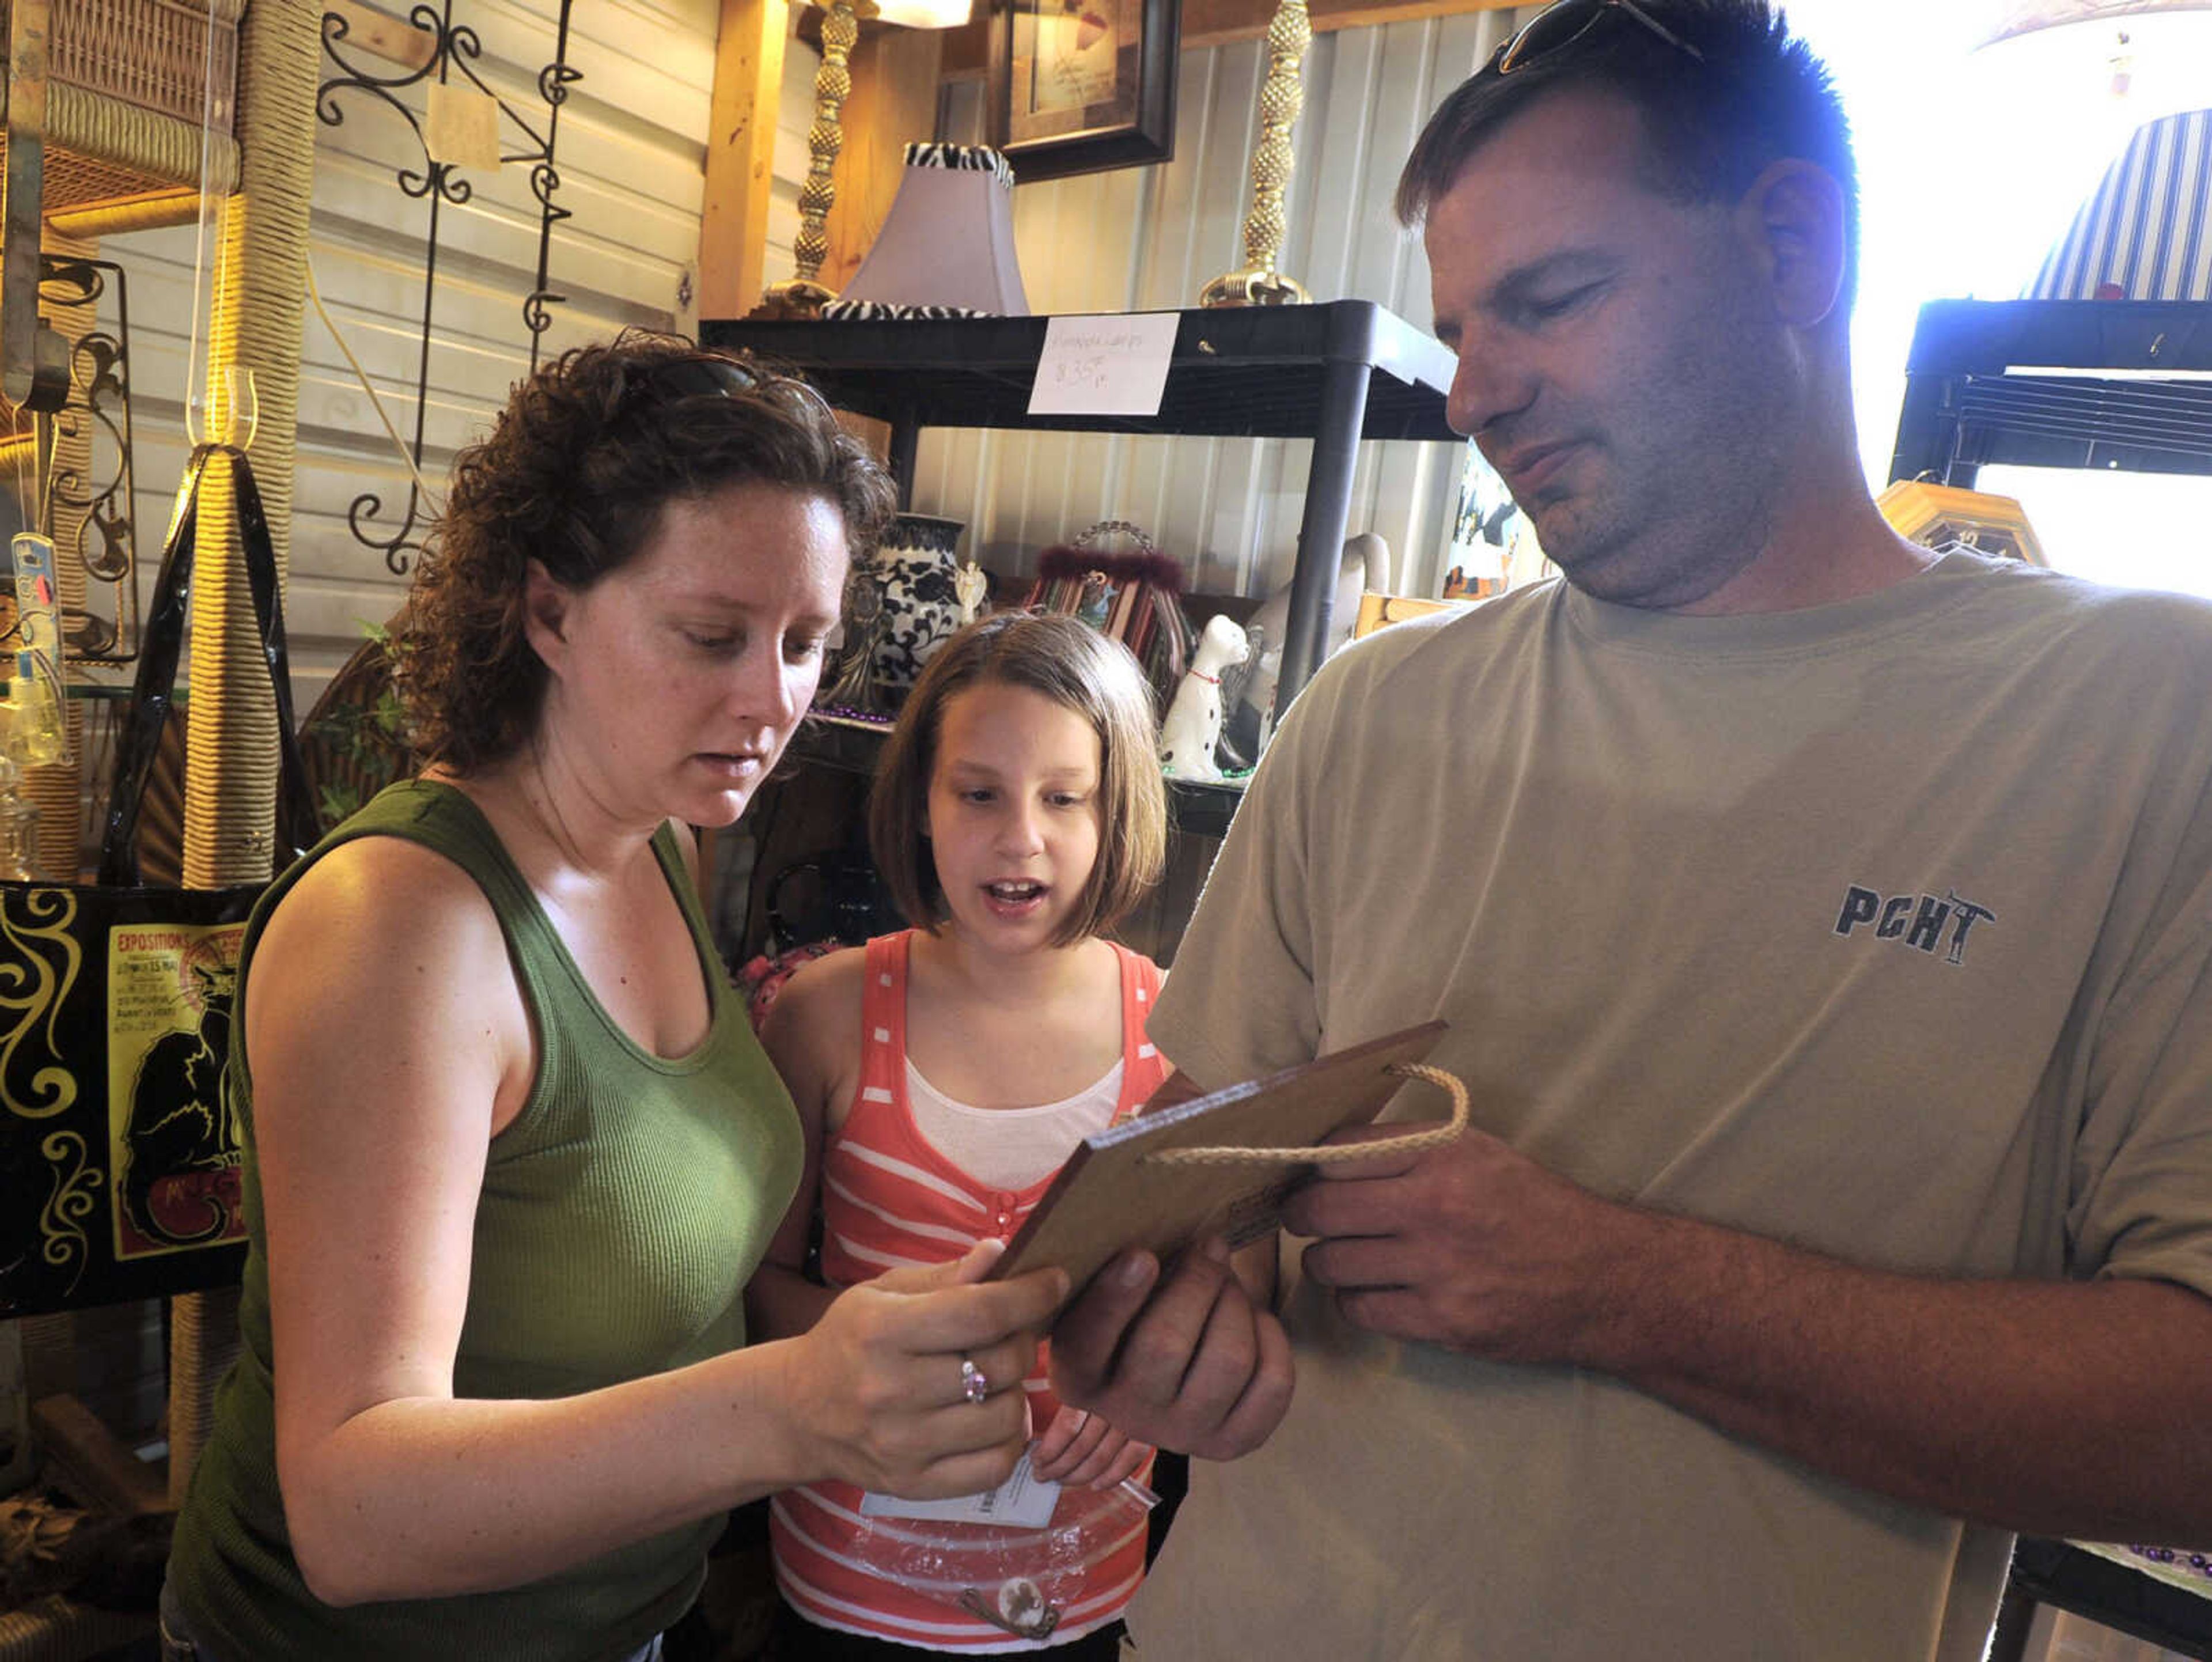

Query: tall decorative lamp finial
[757,0,979,319]
[1199,0,1313,308]
[758,0,869,317]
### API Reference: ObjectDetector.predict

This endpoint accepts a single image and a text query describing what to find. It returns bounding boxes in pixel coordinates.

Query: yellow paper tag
[425,81,502,169]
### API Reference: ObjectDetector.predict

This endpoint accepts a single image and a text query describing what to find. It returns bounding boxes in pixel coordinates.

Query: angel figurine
[954,560,990,626]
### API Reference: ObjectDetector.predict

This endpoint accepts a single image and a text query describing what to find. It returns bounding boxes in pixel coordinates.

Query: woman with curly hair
[160,334,1072,1662]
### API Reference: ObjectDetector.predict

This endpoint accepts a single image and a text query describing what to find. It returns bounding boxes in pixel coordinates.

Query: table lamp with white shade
[822,144,1029,317]
[757,0,980,317]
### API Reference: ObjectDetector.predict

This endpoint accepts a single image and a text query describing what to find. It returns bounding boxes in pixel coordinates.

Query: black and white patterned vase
[870,514,967,692]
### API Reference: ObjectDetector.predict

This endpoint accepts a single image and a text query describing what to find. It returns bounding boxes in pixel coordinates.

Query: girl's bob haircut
[869,612,1168,948]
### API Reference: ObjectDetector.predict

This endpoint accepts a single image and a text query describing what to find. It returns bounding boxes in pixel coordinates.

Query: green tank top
[168,779,804,1662]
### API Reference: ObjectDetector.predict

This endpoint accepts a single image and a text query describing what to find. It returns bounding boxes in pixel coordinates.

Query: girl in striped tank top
[751,614,1173,1657]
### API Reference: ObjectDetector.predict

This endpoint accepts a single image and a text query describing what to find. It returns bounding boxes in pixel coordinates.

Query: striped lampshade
[2029,107,2212,301]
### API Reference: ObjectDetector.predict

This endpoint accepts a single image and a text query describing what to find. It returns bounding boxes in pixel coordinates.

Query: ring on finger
[960,1356,991,1406]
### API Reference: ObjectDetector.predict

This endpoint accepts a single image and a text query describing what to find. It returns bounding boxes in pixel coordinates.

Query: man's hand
[1283,1123,1645,1364]
[1287,1122,2212,1544]
[1048,1237,1296,1461]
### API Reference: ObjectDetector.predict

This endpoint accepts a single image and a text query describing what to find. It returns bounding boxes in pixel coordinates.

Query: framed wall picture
[989,0,1178,183]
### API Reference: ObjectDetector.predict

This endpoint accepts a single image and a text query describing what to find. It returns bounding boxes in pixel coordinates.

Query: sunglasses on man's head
[1491,0,1705,76]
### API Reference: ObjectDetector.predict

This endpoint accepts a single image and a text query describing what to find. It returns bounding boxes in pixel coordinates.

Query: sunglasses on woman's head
[1491,0,1705,75]
[646,354,836,418]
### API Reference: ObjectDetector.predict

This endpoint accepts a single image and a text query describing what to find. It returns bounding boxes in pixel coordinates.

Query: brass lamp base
[752,0,871,321]
[1198,268,1310,308]
[1196,0,1314,309]
[751,278,838,320]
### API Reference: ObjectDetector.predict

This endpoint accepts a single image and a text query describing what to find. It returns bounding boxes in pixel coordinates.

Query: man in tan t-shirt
[1046,2,2212,1657]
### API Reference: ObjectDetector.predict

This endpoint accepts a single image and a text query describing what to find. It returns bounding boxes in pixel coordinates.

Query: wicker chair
[1,0,242,230]
[297,627,414,835]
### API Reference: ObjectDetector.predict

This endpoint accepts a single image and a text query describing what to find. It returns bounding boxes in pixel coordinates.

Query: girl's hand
[1029,1404,1153,1490]
[781,1241,1069,1500]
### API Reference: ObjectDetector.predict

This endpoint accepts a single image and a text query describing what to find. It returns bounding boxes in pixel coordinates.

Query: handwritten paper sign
[426,82,502,169]
[1028,313,1179,418]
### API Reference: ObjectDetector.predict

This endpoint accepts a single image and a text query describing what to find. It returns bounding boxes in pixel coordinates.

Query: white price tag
[858,1451,1062,1530]
[426,82,502,169]
[1027,313,1179,418]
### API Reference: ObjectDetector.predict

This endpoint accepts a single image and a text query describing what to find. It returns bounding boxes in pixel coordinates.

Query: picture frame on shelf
[988,0,1178,183]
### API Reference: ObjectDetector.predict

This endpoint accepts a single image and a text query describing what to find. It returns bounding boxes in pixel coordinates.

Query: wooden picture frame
[986,1022,1449,1296]
[989,0,1179,183]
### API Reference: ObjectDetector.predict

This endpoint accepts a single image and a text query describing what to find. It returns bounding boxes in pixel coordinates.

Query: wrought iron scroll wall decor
[0,257,142,666]
[42,257,140,665]
[317,2,580,575]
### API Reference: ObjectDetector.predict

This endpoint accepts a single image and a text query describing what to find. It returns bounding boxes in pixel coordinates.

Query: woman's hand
[1029,1404,1153,1490]
[781,1241,1069,1499]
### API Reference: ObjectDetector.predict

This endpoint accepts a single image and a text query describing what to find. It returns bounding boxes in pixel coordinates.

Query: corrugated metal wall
[100,0,744,707]
[920,6,1531,603]
[78,3,1522,704]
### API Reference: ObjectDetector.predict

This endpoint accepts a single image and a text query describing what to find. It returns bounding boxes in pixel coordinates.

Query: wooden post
[185,0,319,897]
[702,0,791,319]
[175,0,324,1511]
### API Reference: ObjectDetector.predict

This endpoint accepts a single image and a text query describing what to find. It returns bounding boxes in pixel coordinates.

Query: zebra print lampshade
[824,145,1030,319]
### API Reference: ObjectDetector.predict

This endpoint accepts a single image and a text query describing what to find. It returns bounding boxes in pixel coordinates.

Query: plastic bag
[846,1460,1158,1643]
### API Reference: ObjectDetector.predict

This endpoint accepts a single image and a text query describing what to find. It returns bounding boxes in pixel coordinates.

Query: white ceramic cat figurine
[1159,614,1251,782]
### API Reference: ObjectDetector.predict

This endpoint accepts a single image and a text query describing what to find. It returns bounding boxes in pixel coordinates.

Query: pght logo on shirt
[1833,886,1994,966]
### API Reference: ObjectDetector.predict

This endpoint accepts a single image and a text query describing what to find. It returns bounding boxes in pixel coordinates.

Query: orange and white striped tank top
[771,929,1170,1651]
